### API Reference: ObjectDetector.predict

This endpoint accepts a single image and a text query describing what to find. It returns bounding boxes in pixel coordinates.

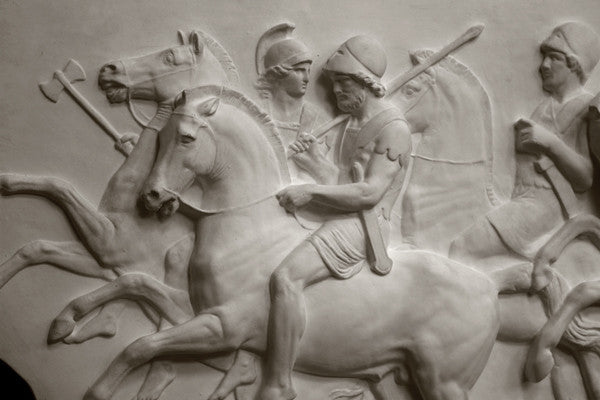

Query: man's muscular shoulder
[373,119,411,165]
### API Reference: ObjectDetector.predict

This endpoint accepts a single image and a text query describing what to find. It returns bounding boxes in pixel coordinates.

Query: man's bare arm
[309,120,411,211]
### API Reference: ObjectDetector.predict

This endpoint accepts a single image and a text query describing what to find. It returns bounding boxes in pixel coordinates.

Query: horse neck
[191,53,229,87]
[198,107,285,211]
[419,74,486,162]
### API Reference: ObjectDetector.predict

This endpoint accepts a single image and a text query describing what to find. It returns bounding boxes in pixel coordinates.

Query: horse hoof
[525,347,555,382]
[47,318,76,344]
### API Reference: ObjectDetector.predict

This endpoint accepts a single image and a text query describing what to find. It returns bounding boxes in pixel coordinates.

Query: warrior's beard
[336,90,366,113]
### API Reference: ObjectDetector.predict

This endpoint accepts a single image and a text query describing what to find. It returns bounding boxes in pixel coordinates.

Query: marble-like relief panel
[2,1,600,400]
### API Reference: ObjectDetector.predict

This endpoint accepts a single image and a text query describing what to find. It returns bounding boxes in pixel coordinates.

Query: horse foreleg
[49,273,192,343]
[525,280,600,382]
[63,302,126,344]
[84,311,242,400]
[0,174,119,262]
[533,215,600,290]
[0,240,116,289]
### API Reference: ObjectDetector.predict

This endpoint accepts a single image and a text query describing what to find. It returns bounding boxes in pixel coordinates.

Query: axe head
[39,59,86,103]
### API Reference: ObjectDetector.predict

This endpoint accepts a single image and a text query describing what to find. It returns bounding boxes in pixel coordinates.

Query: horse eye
[164,51,176,65]
[178,130,196,144]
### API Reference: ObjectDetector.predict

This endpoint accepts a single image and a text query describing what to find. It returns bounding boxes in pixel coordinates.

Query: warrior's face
[331,73,366,113]
[539,50,573,94]
[276,62,311,98]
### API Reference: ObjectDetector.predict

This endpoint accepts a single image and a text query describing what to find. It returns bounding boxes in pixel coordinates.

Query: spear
[300,24,485,145]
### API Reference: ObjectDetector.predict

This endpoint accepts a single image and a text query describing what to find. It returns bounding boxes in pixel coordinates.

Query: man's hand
[289,132,327,172]
[114,132,139,155]
[514,118,557,155]
[276,184,315,212]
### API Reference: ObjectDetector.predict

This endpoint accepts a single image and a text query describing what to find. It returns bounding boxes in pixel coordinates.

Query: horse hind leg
[0,240,115,289]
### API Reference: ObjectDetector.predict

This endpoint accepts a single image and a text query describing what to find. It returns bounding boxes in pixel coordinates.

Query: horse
[77,85,551,400]
[0,30,255,400]
[524,214,600,396]
[390,50,499,254]
[393,50,600,400]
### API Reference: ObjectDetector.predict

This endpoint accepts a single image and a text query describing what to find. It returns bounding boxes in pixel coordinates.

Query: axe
[39,59,132,155]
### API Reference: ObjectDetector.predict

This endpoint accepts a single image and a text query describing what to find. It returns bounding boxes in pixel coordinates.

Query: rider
[259,35,412,400]
[450,22,600,266]
[255,25,334,184]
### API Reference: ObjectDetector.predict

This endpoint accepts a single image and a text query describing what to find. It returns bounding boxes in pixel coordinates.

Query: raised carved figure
[450,22,600,265]
[0,30,259,400]
[255,23,332,184]
[261,35,412,400]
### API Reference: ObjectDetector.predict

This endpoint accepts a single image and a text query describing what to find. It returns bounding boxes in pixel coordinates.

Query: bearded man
[259,35,412,400]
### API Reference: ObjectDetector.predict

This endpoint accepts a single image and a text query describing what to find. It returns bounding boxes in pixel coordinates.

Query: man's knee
[269,264,302,299]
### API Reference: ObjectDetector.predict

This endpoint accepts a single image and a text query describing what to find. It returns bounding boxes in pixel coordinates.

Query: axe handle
[55,70,123,143]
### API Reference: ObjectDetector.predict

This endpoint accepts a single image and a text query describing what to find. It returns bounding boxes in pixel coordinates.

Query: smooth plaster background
[1,0,600,399]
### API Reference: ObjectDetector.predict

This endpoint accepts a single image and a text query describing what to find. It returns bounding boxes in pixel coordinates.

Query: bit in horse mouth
[100,82,128,103]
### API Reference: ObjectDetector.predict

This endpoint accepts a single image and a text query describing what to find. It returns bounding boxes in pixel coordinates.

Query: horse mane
[186,85,291,184]
[412,49,500,206]
[196,31,240,87]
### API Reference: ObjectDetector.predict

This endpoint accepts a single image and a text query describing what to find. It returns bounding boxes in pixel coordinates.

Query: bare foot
[134,361,175,400]
[63,311,118,344]
[209,352,256,400]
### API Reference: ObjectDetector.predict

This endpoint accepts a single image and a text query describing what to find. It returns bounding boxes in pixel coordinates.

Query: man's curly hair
[349,71,386,98]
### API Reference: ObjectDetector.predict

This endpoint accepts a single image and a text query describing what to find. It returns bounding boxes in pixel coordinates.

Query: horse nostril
[148,190,160,199]
[102,63,118,73]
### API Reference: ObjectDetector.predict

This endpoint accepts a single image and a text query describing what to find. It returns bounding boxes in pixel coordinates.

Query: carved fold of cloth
[309,212,390,279]
[487,90,594,259]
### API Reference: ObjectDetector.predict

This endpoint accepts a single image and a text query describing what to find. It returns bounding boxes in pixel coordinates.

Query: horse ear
[197,97,220,117]
[177,30,187,45]
[190,31,205,55]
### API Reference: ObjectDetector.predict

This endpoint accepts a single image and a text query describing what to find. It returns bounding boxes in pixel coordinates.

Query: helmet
[256,22,312,75]
[541,22,600,80]
[323,35,387,82]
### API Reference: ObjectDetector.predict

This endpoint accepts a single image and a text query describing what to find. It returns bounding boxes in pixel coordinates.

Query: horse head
[141,86,290,217]
[98,31,239,105]
[397,49,492,162]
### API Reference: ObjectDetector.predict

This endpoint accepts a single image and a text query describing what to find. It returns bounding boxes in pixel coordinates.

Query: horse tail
[197,31,240,87]
[539,271,600,353]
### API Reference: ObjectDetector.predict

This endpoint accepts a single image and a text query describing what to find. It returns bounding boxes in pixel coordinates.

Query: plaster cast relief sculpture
[255,23,331,185]
[3,9,600,400]
[0,31,259,400]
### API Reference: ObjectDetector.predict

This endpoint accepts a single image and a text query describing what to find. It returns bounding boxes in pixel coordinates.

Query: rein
[164,185,280,215]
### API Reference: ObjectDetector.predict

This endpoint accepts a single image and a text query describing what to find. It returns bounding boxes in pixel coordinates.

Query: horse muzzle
[140,188,180,217]
[98,61,129,103]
